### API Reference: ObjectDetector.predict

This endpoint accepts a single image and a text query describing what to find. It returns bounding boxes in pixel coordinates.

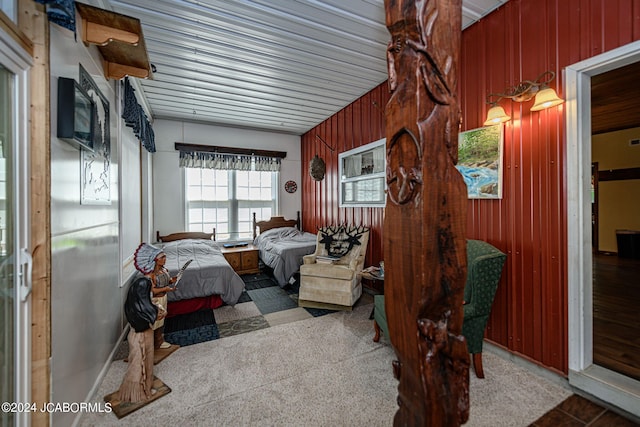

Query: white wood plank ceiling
[105,0,508,135]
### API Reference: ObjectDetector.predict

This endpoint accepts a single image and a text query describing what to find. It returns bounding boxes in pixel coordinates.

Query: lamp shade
[530,87,564,111]
[483,105,510,126]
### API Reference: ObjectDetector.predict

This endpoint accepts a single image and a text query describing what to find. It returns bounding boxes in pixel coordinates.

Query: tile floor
[530,394,640,426]
[212,272,373,338]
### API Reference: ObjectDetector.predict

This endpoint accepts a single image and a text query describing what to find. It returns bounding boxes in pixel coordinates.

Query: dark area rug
[242,273,280,290]
[247,286,298,314]
[164,309,219,347]
[216,315,270,337]
[114,271,341,358]
[164,309,215,333]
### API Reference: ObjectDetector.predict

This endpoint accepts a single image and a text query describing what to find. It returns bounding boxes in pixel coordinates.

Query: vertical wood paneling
[457,0,640,374]
[608,0,630,50]
[302,82,389,267]
[301,0,639,376]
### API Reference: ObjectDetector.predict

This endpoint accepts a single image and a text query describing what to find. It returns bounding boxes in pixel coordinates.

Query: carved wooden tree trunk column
[383,0,470,425]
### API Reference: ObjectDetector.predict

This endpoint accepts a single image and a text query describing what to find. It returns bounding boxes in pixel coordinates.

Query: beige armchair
[298,226,370,310]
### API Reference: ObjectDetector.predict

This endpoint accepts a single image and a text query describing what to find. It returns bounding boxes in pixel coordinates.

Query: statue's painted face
[155,253,167,266]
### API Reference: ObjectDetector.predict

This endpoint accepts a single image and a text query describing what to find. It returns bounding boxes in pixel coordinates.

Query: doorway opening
[566,40,640,418]
[590,69,640,379]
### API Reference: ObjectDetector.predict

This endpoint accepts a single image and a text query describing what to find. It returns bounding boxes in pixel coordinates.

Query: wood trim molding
[18,0,50,425]
[592,163,599,253]
[598,167,640,181]
[75,2,152,80]
[105,62,149,81]
[82,20,138,46]
[175,142,287,159]
[0,10,33,55]
[156,230,215,242]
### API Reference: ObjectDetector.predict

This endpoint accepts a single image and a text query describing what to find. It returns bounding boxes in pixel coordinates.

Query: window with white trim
[185,166,278,240]
[339,138,386,207]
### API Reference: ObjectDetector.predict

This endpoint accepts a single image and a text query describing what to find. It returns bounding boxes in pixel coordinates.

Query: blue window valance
[34,0,76,33]
[122,77,155,153]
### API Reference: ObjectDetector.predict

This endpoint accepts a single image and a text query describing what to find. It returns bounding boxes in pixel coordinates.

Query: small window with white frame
[339,138,386,208]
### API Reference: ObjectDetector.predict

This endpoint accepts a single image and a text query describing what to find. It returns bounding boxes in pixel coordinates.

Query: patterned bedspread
[161,239,245,306]
[253,227,317,287]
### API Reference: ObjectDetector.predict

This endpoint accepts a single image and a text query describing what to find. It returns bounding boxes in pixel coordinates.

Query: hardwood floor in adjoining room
[592,253,640,382]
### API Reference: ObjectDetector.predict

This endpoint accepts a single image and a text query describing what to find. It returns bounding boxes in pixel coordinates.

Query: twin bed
[252,212,318,287]
[155,213,317,316]
[156,230,243,316]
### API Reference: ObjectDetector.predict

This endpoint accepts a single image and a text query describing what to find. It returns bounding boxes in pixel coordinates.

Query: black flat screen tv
[57,77,95,151]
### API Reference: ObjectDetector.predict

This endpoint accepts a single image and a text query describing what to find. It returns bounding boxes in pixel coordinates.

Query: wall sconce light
[483,71,564,126]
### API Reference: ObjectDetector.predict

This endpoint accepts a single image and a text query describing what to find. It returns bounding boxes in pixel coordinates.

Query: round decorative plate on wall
[284,180,297,193]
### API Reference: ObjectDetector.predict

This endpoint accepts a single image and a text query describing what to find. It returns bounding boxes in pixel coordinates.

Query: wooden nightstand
[221,244,260,275]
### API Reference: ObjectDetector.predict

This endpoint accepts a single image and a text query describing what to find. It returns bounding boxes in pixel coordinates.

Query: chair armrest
[463,302,481,319]
[464,250,506,320]
[303,254,317,264]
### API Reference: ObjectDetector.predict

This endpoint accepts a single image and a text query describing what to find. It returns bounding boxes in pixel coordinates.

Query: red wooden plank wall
[301,0,640,375]
[301,82,390,268]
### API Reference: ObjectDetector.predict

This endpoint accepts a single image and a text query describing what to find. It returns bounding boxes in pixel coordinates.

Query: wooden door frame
[17,1,51,426]
[591,162,599,253]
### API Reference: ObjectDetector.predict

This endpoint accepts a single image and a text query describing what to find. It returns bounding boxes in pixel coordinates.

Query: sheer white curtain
[373,146,385,173]
[344,154,361,178]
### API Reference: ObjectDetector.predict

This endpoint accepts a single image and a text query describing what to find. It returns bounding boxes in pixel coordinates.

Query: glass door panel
[0,63,15,427]
[0,26,31,427]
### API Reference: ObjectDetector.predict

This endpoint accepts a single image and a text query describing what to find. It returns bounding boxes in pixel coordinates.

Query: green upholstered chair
[462,239,506,378]
[372,239,506,379]
[372,294,388,343]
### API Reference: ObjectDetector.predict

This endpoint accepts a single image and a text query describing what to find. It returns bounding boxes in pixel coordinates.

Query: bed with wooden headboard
[251,212,317,287]
[155,230,244,316]
[252,211,301,239]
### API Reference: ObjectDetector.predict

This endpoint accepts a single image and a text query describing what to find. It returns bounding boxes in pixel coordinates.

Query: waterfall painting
[456,125,504,199]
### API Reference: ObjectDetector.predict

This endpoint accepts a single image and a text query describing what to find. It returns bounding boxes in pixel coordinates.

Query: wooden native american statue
[383,0,470,425]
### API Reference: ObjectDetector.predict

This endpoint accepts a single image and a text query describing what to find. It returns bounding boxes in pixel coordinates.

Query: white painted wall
[49,17,131,427]
[119,108,142,280]
[152,120,302,238]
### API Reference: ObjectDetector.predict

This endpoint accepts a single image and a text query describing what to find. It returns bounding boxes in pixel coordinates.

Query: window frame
[184,166,279,241]
[338,138,386,208]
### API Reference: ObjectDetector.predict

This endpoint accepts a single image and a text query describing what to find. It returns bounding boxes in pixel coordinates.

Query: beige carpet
[80,303,571,426]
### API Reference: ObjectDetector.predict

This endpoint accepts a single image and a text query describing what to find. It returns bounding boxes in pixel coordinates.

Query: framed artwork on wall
[79,64,111,205]
[456,124,504,199]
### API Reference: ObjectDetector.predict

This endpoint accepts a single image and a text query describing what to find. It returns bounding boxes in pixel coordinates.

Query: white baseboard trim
[483,341,572,391]
[72,325,130,427]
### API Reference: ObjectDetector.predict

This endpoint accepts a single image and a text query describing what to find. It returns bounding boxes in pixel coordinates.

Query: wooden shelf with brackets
[76,2,153,80]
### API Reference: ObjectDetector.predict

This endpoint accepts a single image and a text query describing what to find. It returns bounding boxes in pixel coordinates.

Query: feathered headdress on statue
[133,242,164,274]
